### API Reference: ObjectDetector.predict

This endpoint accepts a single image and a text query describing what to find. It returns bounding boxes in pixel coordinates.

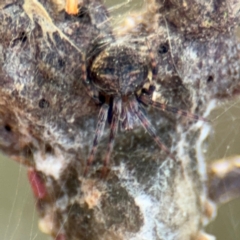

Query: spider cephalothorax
[84,43,204,174]
[89,45,149,96]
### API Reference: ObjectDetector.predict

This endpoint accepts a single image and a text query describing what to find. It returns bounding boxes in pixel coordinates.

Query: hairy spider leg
[102,97,121,173]
[83,80,101,103]
[82,64,101,103]
[129,96,176,161]
[139,94,208,122]
[84,104,108,175]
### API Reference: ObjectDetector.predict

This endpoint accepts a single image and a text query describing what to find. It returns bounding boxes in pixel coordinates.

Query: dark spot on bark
[207,75,214,83]
[58,58,65,67]
[76,7,89,20]
[19,32,27,43]
[45,143,54,154]
[39,98,50,109]
[11,32,27,47]
[158,43,169,54]
[4,124,11,132]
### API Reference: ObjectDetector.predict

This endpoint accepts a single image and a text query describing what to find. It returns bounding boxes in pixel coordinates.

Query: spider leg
[82,64,100,103]
[141,85,156,96]
[121,104,135,131]
[129,96,176,161]
[84,104,108,175]
[139,94,208,122]
[102,97,121,174]
[83,80,101,103]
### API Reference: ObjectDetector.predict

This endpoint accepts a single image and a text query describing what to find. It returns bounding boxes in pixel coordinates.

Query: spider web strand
[139,95,208,122]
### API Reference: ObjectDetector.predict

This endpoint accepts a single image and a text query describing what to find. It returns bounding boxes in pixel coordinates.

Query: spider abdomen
[90,44,149,96]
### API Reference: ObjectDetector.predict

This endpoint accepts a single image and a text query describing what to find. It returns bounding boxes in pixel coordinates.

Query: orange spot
[81,179,103,209]
[85,188,102,209]
[65,0,78,15]
[203,200,216,220]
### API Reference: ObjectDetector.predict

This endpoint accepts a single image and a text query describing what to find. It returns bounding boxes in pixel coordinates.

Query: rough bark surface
[0,0,240,240]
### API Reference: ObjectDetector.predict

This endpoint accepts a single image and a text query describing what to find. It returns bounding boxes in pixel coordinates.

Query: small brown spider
[83,43,205,175]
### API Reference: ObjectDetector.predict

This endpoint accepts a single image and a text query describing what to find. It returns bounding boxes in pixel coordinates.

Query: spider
[83,42,205,175]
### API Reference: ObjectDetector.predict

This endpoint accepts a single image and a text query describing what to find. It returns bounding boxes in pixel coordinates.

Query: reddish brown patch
[28,169,47,199]
[55,233,66,240]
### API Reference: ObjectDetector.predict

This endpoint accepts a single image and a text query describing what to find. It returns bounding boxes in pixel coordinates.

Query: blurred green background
[205,99,240,240]
[0,155,47,240]
[1,0,240,239]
